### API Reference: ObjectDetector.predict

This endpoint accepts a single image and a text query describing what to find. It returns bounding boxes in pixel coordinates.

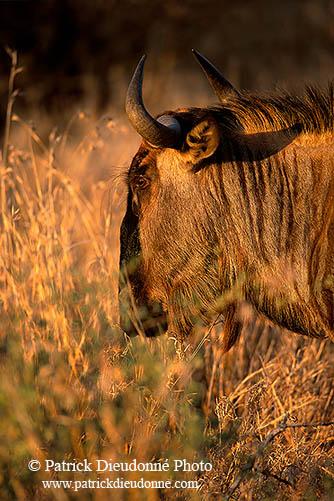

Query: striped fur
[119,85,334,351]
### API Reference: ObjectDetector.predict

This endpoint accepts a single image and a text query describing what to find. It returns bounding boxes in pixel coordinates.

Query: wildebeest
[119,50,334,352]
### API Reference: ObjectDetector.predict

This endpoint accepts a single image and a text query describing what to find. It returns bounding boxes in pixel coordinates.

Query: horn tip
[132,54,147,76]
[192,48,205,62]
[136,54,147,73]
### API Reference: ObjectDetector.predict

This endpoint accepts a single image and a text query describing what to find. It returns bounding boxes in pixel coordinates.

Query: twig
[256,467,293,487]
[284,421,334,429]
[225,413,290,498]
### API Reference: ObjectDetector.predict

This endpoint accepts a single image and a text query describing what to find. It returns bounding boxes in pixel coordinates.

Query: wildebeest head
[119,51,240,343]
[119,50,334,350]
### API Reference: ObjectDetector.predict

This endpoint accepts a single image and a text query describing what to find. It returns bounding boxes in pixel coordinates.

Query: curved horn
[126,55,181,148]
[192,49,241,101]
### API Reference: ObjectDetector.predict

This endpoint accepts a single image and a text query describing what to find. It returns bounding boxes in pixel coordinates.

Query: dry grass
[0,54,334,501]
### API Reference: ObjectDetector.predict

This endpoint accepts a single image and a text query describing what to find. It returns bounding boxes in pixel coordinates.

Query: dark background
[0,0,333,126]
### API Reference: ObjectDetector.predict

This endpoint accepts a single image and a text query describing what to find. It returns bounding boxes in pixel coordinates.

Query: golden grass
[0,54,334,500]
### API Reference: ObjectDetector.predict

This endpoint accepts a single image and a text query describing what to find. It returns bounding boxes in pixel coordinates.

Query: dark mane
[222,83,334,133]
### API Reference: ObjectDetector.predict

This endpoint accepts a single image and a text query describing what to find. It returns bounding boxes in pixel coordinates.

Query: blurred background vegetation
[0,0,333,126]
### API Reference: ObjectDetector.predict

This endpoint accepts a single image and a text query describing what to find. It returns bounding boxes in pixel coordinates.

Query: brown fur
[119,85,334,351]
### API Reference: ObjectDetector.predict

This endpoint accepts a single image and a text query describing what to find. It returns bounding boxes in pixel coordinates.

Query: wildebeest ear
[184,117,220,163]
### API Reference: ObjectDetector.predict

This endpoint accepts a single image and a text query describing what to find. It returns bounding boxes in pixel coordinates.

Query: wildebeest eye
[135,176,150,190]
